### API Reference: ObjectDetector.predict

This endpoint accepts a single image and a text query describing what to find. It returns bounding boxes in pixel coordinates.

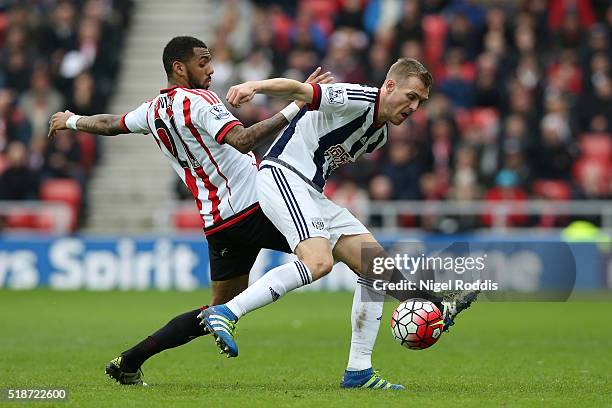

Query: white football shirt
[261,83,388,192]
[121,86,260,234]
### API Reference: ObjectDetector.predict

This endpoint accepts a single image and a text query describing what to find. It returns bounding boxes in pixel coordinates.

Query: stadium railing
[366,200,612,232]
[156,200,612,233]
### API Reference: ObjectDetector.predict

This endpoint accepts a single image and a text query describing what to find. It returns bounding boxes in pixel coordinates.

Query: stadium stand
[0,0,610,234]
[0,0,134,232]
[187,0,611,233]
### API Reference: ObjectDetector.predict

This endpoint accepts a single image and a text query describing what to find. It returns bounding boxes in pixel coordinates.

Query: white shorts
[257,165,369,251]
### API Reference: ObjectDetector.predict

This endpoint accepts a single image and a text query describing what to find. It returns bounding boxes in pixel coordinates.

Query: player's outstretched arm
[48,111,127,138]
[223,67,333,153]
[226,67,331,108]
[227,79,310,108]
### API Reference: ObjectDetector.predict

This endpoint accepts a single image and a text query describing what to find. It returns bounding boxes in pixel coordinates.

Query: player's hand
[226,82,257,108]
[294,67,333,109]
[305,66,333,85]
[48,110,75,139]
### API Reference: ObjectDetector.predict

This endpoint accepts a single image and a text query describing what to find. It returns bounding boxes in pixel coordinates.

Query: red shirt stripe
[206,90,221,104]
[183,97,236,200]
[194,89,221,104]
[183,167,205,225]
[132,88,260,230]
[183,97,228,221]
[166,90,223,223]
[159,85,179,93]
[119,113,130,133]
[204,203,260,236]
[183,88,215,105]
[153,95,222,224]
[215,120,242,144]
[308,83,322,111]
[193,166,222,223]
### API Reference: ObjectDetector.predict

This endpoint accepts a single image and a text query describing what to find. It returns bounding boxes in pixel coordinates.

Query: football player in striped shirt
[49,36,332,386]
[202,58,479,390]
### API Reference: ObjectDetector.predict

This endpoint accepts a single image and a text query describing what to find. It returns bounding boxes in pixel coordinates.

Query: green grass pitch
[1,289,611,407]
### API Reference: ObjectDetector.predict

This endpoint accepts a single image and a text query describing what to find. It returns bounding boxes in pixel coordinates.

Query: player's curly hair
[386,58,433,89]
[162,36,208,77]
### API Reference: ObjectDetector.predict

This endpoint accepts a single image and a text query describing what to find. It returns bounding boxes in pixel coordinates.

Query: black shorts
[206,205,291,281]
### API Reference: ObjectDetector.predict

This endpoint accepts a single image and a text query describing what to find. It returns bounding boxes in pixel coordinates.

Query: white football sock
[226,261,312,319]
[346,280,385,371]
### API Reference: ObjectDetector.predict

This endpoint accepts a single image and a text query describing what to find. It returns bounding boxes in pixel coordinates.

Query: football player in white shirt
[49,36,331,386]
[202,58,479,390]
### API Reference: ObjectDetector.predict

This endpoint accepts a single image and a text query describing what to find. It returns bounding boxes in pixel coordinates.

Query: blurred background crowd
[199,0,612,230]
[0,0,611,232]
[0,0,133,226]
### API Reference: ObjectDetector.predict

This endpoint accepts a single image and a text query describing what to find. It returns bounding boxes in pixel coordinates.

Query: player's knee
[302,253,333,280]
[296,238,333,280]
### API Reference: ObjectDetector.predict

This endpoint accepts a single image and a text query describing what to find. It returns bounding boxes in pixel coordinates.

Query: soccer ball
[390,299,444,350]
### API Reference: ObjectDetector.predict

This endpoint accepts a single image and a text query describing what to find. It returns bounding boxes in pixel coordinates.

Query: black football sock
[120,307,208,372]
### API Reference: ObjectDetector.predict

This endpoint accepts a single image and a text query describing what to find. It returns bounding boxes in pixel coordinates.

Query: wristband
[66,115,82,130]
[280,103,300,122]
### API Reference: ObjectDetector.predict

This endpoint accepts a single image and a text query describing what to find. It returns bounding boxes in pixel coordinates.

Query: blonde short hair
[386,58,433,89]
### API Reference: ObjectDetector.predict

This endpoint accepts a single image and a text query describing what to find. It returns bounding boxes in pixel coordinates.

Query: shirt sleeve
[307,83,379,116]
[121,101,151,134]
[194,91,243,144]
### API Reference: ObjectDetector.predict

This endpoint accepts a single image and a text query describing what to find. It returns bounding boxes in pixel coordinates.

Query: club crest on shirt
[209,104,231,120]
[325,85,345,105]
[311,217,325,230]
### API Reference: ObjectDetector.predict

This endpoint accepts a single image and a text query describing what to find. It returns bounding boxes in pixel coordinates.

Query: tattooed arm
[222,112,292,154]
[48,111,127,138]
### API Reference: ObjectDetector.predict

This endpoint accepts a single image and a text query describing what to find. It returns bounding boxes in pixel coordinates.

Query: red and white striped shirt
[121,86,259,235]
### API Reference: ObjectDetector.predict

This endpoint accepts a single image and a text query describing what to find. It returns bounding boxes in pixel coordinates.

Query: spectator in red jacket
[548,0,595,32]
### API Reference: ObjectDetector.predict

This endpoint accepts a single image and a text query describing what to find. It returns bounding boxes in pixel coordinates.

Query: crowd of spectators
[203,0,612,231]
[0,0,133,227]
[1,0,610,232]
